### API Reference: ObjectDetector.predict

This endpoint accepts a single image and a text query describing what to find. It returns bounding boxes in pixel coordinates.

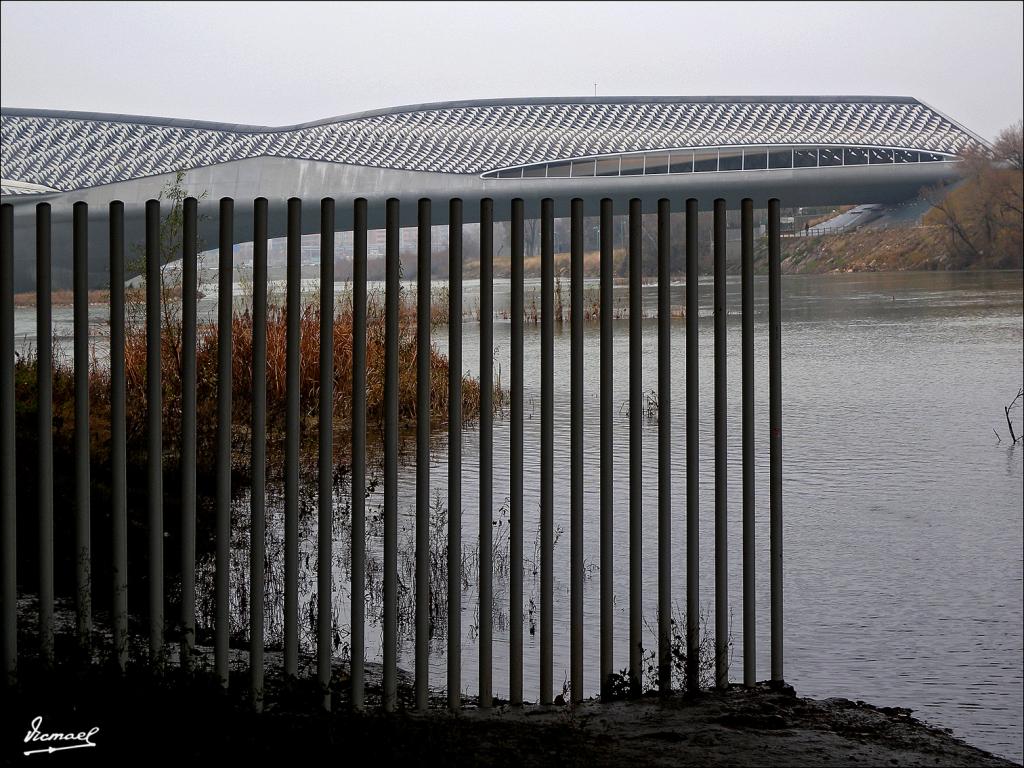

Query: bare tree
[999,387,1024,444]
[525,216,540,258]
[923,122,1024,269]
[992,120,1024,171]
[127,169,208,386]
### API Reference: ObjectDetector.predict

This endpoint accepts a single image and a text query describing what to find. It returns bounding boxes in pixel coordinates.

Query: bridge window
[596,157,620,176]
[744,148,768,169]
[644,153,669,174]
[693,150,718,172]
[794,148,818,167]
[571,159,596,177]
[669,151,693,173]
[769,148,793,169]
[819,147,843,166]
[547,162,572,178]
[620,155,645,175]
[843,148,869,165]
[483,145,958,178]
[719,149,743,171]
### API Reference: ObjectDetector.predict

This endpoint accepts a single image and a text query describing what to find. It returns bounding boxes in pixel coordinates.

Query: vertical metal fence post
[180,197,198,671]
[285,198,301,680]
[769,198,784,683]
[479,197,494,709]
[110,202,127,673]
[657,198,672,693]
[384,198,400,713]
[146,199,163,670]
[713,198,729,690]
[215,198,233,687]
[73,202,92,661]
[416,198,431,711]
[628,198,643,697]
[318,198,335,712]
[509,198,524,706]
[251,197,268,712]
[351,198,368,709]
[0,204,14,685]
[447,197,463,711]
[741,198,756,688]
[569,198,583,704]
[685,198,700,694]
[539,197,553,706]
[599,198,613,700]
[36,202,53,669]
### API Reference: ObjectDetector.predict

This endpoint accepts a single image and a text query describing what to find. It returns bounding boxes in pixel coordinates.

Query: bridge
[0,94,987,713]
[0,95,983,289]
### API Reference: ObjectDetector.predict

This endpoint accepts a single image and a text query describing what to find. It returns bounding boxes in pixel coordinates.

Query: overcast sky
[2,1,1021,141]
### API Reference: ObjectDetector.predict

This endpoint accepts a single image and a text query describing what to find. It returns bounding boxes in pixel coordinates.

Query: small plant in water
[603,603,726,699]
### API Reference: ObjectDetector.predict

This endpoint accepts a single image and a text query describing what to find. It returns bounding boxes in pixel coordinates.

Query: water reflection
[205,271,1024,763]
[15,270,1022,761]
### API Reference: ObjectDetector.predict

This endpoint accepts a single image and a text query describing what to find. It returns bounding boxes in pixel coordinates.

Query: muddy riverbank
[5,600,1020,767]
[5,662,1019,767]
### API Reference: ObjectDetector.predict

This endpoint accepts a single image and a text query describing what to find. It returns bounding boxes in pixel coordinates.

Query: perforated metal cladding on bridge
[1,97,979,192]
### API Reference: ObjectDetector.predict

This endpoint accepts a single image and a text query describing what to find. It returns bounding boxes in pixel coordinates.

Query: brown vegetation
[459,247,632,281]
[772,226,950,273]
[923,122,1023,269]
[14,291,495,476]
[770,122,1024,274]
[13,289,110,307]
[13,165,499,478]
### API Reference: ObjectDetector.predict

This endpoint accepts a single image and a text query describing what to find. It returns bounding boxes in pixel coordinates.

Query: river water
[13,270,1023,761]
[431,270,1023,763]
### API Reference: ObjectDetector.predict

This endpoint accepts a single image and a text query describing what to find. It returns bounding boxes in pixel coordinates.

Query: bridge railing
[0,195,784,711]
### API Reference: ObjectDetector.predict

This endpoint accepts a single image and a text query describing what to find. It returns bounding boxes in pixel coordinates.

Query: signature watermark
[23,717,99,757]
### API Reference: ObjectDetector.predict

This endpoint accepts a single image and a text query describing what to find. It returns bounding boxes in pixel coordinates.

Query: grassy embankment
[764,226,953,274]
[760,167,1023,274]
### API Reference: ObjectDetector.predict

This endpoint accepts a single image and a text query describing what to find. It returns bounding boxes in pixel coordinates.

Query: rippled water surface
[436,270,1023,762]
[15,270,1023,760]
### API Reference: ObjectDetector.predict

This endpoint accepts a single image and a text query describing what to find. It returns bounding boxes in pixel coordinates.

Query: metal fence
[0,195,784,712]
[786,223,861,237]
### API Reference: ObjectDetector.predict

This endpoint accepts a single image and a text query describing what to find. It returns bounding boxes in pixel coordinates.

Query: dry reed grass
[13,289,110,307]
[14,290,497,475]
